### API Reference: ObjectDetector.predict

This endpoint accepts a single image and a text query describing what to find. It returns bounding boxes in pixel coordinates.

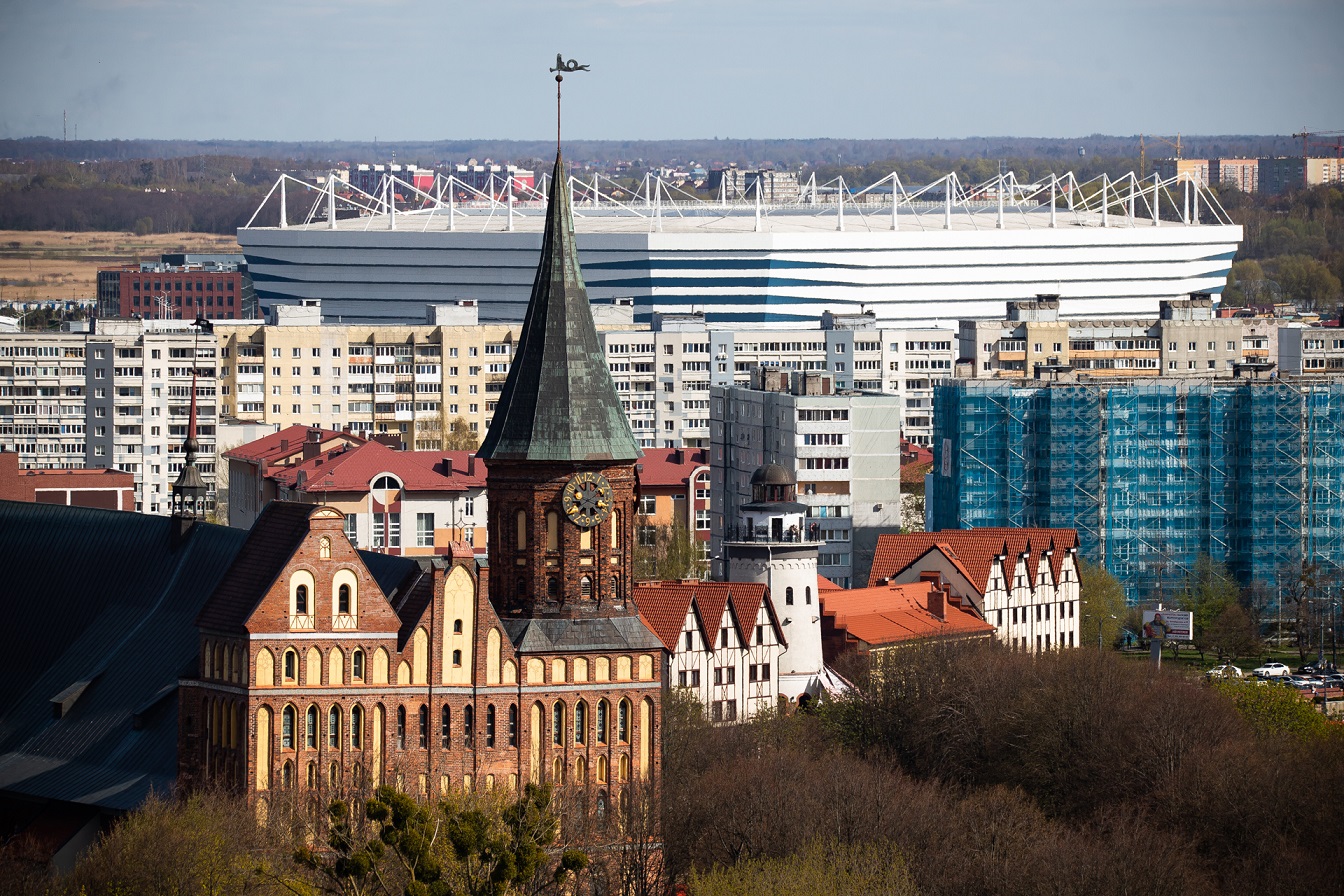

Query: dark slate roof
[195,501,319,633]
[501,616,665,655]
[0,500,248,811]
[477,153,641,464]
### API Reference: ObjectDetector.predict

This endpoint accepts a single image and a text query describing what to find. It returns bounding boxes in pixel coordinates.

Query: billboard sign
[1142,608,1193,642]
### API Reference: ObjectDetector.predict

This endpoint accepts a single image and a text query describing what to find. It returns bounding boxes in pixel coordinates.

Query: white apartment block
[0,319,219,514]
[709,369,903,589]
[602,310,953,449]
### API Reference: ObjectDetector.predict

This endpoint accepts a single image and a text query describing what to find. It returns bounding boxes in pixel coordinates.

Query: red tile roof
[868,528,1079,591]
[272,441,481,494]
[636,448,708,488]
[634,580,774,651]
[822,580,994,647]
[224,425,364,464]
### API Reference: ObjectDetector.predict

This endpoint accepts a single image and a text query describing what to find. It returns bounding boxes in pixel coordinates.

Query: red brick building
[177,152,665,806]
[96,259,252,321]
[0,447,134,510]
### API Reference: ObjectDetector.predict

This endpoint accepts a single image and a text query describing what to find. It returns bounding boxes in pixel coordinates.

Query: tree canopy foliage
[1219,184,1344,311]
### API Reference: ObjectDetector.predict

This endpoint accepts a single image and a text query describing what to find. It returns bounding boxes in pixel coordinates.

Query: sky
[1,0,1341,143]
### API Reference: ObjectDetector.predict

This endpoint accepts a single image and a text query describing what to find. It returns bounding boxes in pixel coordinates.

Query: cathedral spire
[171,317,211,539]
[478,153,640,463]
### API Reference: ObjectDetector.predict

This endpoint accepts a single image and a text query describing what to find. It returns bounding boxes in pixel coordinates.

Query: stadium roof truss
[245,166,1236,235]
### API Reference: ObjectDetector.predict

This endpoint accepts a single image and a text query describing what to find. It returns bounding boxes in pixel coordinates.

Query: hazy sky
[1,0,1341,142]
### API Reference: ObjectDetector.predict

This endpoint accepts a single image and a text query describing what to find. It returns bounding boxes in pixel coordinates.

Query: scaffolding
[931,377,1344,604]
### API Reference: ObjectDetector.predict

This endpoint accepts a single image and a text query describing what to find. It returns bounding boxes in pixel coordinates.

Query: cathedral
[177,152,665,802]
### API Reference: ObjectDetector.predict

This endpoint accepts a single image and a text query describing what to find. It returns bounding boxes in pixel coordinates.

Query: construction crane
[1292,128,1344,160]
[1139,134,1182,178]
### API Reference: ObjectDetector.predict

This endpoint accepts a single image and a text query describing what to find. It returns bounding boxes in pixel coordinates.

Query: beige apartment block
[959,295,1281,380]
[213,303,520,451]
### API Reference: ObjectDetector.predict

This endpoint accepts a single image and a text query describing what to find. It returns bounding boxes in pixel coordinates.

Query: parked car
[1252,662,1291,678]
[1206,664,1243,679]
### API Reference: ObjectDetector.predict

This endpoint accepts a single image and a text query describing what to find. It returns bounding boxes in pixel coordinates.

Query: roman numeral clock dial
[562,472,614,528]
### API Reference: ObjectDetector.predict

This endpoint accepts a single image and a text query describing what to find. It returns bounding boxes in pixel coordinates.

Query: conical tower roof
[478,153,641,463]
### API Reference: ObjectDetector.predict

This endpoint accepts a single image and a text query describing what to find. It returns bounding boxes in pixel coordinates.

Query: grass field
[0,230,241,304]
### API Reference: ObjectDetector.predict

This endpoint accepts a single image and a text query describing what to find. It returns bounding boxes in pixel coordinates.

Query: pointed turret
[478,153,640,463]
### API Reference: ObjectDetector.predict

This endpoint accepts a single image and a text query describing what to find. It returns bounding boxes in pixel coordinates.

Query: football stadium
[238,169,1242,327]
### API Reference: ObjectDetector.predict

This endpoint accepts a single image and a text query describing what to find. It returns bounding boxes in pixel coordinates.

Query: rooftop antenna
[549,54,590,154]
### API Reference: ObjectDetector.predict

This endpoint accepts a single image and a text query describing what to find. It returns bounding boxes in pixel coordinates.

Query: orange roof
[817,575,844,592]
[868,528,1079,591]
[634,580,776,651]
[822,581,994,647]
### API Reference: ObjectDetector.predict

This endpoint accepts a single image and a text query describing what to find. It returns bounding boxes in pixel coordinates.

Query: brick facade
[178,506,662,803]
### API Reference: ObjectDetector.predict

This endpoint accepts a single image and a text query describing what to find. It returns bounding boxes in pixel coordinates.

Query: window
[596,700,609,744]
[329,706,341,749]
[509,704,519,747]
[806,586,812,605]
[638,494,657,515]
[463,705,474,747]
[419,705,428,748]
[618,700,630,743]
[295,584,308,615]
[283,649,297,682]
[396,706,407,749]
[416,512,434,548]
[575,701,587,745]
[452,649,462,667]
[306,705,318,749]
[339,584,351,615]
[552,701,564,746]
[486,704,496,748]
[282,706,295,749]
[441,705,451,749]
[352,649,364,681]
[351,705,363,748]
[785,586,794,606]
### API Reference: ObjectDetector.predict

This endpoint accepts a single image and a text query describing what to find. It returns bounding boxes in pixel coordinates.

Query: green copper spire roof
[477,153,642,463]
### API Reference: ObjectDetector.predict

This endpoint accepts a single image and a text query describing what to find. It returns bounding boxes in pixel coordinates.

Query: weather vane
[550,54,590,152]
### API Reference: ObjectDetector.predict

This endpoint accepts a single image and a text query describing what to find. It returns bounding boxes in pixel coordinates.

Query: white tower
[724,463,824,704]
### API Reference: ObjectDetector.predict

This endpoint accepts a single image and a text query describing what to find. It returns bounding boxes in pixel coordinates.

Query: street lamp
[1085,612,1117,654]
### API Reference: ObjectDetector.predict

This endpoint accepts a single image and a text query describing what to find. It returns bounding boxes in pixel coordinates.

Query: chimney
[280,438,289,454]
[303,427,323,460]
[467,454,476,476]
[927,582,945,621]
[673,448,684,465]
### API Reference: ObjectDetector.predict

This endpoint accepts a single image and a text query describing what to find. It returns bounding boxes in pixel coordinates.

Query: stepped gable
[868,528,1079,590]
[477,152,641,464]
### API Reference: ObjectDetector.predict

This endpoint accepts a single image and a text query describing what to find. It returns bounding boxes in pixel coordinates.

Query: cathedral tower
[477,153,643,619]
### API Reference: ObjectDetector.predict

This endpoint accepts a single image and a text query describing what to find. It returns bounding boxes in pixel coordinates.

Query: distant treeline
[0,134,1304,169]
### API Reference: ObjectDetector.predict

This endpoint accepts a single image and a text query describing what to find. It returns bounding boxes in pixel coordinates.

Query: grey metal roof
[477,152,641,464]
[0,500,248,811]
[501,615,665,655]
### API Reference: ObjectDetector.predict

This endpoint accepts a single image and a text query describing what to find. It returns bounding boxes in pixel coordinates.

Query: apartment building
[929,377,1344,602]
[0,319,219,514]
[709,368,903,589]
[1278,323,1344,375]
[602,310,953,449]
[213,302,521,450]
[958,295,1280,379]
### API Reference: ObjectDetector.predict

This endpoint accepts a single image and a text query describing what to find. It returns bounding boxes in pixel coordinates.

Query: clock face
[562,471,614,528]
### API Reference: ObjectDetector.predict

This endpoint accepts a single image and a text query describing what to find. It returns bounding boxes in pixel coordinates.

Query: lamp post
[1085,612,1117,654]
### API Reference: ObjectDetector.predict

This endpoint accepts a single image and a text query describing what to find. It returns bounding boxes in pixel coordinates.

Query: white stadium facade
[238,169,1242,327]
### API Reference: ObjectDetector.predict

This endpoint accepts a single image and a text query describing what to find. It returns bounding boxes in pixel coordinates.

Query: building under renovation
[928,377,1344,602]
